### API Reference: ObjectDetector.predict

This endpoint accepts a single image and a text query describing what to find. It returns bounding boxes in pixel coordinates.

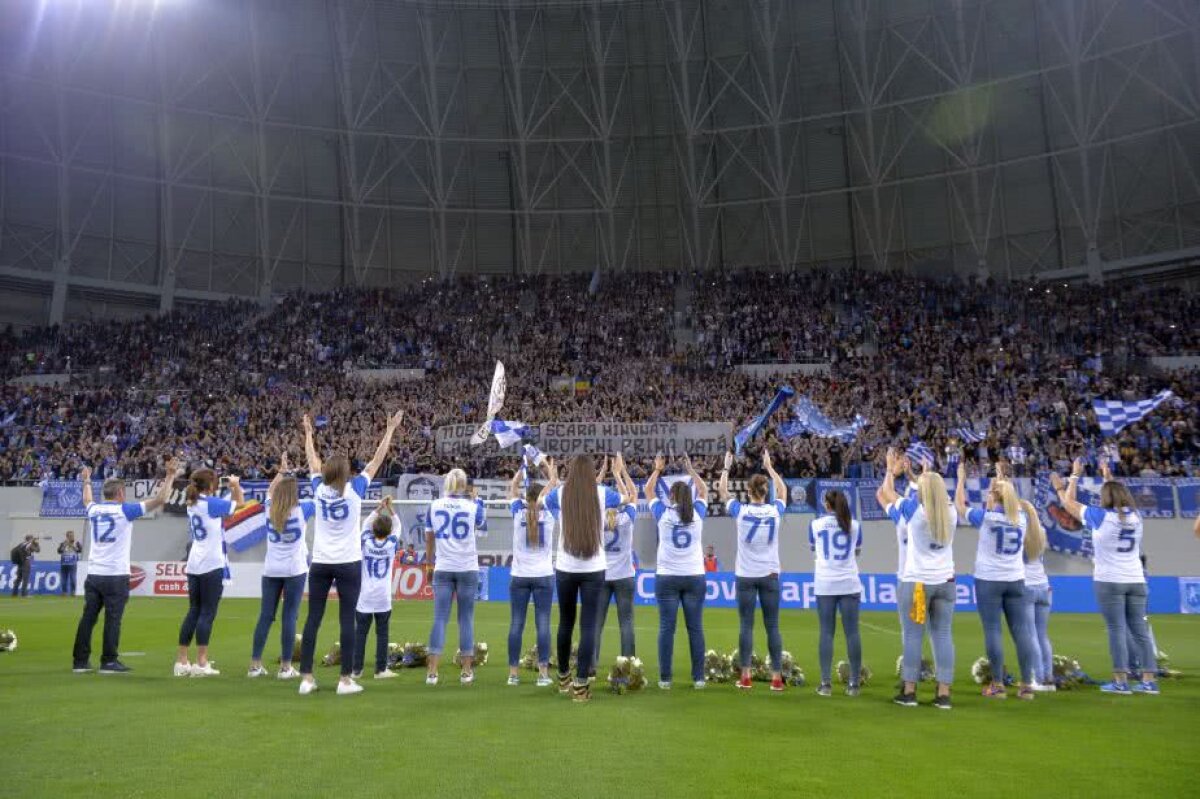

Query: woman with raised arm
[593,457,640,678]
[297,409,403,697]
[719,450,787,691]
[505,461,555,687]
[1051,458,1159,695]
[646,453,710,690]
[249,453,312,679]
[955,461,1044,701]
[175,467,243,678]
[540,453,633,702]
[879,448,958,710]
[810,487,864,698]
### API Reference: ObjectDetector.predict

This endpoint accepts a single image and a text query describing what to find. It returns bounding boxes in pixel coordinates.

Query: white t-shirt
[1083,505,1144,584]
[310,473,370,564]
[809,513,863,596]
[602,504,638,581]
[651,498,708,577]
[85,501,146,577]
[1024,554,1049,588]
[262,500,313,578]
[428,495,486,573]
[185,495,234,575]
[889,495,957,583]
[966,507,1028,582]
[545,485,623,573]
[728,499,785,578]
[358,522,401,614]
[509,499,555,579]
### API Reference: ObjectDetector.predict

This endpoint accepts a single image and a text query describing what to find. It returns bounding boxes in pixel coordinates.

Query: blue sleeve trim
[650,499,666,521]
[121,502,145,521]
[726,500,741,518]
[886,503,902,525]
[966,507,985,528]
[899,495,919,521]
[350,474,369,498]
[1083,505,1106,531]
[621,505,637,524]
[300,500,315,521]
[693,500,707,520]
[603,487,621,508]
[545,487,560,513]
[207,497,234,517]
[510,499,525,517]
[310,477,322,493]
[773,499,786,515]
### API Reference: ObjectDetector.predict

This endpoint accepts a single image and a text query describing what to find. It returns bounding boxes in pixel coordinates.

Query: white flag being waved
[471,361,508,445]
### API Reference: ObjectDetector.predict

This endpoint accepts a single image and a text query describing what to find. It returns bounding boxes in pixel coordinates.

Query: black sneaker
[893,691,918,707]
[72,662,94,673]
[99,661,133,674]
[931,694,952,710]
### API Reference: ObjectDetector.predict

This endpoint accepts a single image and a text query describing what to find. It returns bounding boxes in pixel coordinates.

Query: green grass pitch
[1,597,1197,798]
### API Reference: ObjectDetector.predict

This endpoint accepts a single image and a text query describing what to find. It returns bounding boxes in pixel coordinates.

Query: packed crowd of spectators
[0,268,1196,483]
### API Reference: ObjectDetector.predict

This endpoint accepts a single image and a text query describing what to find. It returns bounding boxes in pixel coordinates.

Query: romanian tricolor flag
[223,500,268,552]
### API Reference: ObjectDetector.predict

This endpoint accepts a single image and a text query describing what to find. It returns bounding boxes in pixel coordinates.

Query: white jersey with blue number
[358,519,401,614]
[651,498,707,576]
[1082,505,1144,583]
[509,499,555,579]
[263,500,313,578]
[892,483,917,578]
[809,514,863,595]
[602,504,638,581]
[966,507,1028,582]
[311,473,370,564]
[545,485,623,574]
[185,495,234,575]
[85,501,146,577]
[428,495,486,573]
[1024,554,1049,588]
[728,499,785,578]
[890,495,957,584]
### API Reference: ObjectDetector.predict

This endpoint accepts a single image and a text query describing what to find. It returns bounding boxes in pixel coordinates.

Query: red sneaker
[770,676,785,692]
[736,674,753,690]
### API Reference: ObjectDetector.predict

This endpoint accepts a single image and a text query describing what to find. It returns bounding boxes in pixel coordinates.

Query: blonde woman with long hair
[955,462,1044,700]
[878,448,957,709]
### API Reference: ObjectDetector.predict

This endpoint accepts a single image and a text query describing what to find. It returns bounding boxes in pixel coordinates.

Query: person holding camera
[58,531,83,596]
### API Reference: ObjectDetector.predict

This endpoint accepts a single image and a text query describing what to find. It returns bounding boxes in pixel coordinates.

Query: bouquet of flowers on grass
[519,645,555,671]
[895,654,935,683]
[607,656,647,694]
[970,657,1015,686]
[1051,654,1096,689]
[453,642,489,667]
[779,651,805,687]
[386,642,428,669]
[703,649,734,683]
[836,660,870,686]
[1156,649,1183,679]
[321,642,341,667]
[0,629,17,653]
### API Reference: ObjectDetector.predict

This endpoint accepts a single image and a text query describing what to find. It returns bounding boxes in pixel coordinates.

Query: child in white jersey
[592,456,639,678]
[354,496,401,680]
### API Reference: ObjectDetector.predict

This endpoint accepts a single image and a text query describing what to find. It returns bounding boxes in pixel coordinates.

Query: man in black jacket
[10,536,40,597]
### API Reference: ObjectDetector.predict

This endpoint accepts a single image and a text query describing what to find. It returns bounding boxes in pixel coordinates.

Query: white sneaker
[658,681,672,690]
[298,679,318,695]
[1032,681,1057,693]
[536,675,553,687]
[507,675,520,686]
[173,662,193,677]
[247,666,267,678]
[425,673,439,686]
[278,667,300,680]
[337,680,364,696]
[460,671,475,685]
[191,663,220,677]
[351,671,363,680]
[693,680,707,690]
[374,670,397,680]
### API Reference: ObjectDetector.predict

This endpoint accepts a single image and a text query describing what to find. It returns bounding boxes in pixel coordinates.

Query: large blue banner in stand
[482,568,1185,615]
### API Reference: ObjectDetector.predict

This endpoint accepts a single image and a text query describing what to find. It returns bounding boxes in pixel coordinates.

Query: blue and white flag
[490,419,530,449]
[314,414,329,429]
[778,395,867,443]
[1093,390,1173,437]
[951,427,987,444]
[522,443,546,467]
[588,266,601,295]
[734,386,795,455]
[905,440,936,466]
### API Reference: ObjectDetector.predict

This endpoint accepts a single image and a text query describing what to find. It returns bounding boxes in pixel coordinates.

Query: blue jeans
[252,574,306,662]
[60,564,77,595]
[594,577,637,669]
[816,594,861,684]
[1022,584,1053,683]
[899,580,955,685]
[975,578,1037,684]
[429,571,478,656]
[736,576,782,672]
[655,574,706,683]
[1094,581,1155,675]
[508,575,554,668]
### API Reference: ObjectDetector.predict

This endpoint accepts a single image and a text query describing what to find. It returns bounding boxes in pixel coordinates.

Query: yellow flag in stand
[909,582,927,624]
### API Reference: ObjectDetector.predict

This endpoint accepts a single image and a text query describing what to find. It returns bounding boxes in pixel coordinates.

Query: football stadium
[1,0,1198,796]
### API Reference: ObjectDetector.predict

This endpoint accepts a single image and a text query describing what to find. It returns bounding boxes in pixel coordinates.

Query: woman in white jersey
[506,466,555,687]
[646,453,709,690]
[877,454,917,617]
[592,459,639,678]
[811,489,864,697]
[719,450,787,692]
[1022,507,1055,693]
[175,468,242,677]
[424,469,487,686]
[879,448,957,709]
[1052,459,1159,695]
[540,454,633,702]
[248,455,311,679]
[955,463,1045,700]
[298,409,403,697]
[354,496,401,681]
